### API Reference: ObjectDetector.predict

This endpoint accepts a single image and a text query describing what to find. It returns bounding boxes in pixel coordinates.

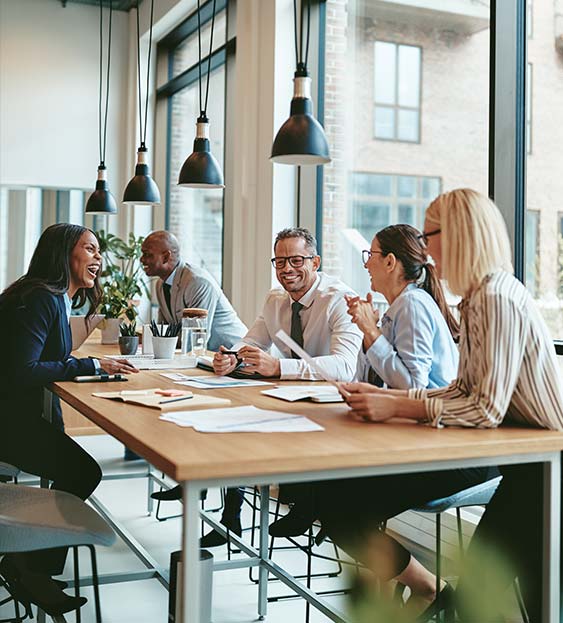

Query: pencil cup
[152,336,178,359]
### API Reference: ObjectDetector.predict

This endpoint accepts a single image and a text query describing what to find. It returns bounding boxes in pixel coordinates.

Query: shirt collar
[292,273,321,309]
[164,262,180,287]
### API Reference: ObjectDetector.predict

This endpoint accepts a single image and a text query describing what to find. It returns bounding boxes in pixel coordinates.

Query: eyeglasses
[271,255,315,269]
[417,229,441,245]
[362,249,383,264]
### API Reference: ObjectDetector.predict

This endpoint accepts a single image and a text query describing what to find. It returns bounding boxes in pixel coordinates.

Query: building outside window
[525,209,540,297]
[320,0,490,298]
[374,41,421,142]
[526,62,533,154]
[524,0,563,336]
[349,172,440,243]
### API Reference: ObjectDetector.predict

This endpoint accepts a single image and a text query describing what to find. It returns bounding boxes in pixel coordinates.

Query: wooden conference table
[48,344,563,623]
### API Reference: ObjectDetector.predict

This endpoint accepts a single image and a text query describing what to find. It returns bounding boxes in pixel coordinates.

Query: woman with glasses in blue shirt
[349,223,459,391]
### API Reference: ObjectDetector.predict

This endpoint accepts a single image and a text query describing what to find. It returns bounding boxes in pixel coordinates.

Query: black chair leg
[435,513,441,623]
[304,528,313,623]
[72,546,81,623]
[87,545,102,623]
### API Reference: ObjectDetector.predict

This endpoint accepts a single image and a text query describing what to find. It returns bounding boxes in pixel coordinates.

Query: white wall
[0,0,130,194]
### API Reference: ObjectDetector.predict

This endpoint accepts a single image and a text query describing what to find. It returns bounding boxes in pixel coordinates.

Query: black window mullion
[158,0,228,51]
[156,40,235,99]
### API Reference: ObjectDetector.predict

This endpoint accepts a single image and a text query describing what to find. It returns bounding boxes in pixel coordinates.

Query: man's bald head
[141,230,181,280]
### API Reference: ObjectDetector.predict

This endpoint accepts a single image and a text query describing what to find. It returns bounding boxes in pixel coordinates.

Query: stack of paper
[159,405,324,433]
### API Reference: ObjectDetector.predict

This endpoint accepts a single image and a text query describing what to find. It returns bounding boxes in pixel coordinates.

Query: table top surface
[51,343,563,481]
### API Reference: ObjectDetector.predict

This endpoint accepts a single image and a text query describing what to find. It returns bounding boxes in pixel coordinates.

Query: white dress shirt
[233,272,362,381]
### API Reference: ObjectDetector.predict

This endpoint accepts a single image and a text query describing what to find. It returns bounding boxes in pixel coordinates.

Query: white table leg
[258,485,269,620]
[542,454,560,623]
[180,482,201,623]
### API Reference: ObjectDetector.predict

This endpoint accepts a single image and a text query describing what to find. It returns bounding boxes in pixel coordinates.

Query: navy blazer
[0,288,96,426]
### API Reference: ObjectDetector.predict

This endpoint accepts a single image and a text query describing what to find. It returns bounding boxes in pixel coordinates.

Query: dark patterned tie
[162,283,172,315]
[290,301,304,359]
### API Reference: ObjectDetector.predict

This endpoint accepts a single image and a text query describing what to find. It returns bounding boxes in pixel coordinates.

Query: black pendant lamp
[271,0,330,165]
[123,0,161,206]
[86,0,117,215]
[178,0,224,188]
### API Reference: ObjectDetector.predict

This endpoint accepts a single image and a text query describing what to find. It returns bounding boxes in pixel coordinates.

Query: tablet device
[70,314,105,350]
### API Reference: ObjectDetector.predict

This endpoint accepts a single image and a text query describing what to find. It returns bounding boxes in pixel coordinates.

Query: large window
[0,188,104,293]
[319,0,490,295]
[157,2,233,286]
[524,0,563,338]
[374,41,421,142]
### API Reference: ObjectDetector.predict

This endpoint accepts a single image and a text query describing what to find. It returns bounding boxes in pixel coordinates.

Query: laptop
[70,314,105,350]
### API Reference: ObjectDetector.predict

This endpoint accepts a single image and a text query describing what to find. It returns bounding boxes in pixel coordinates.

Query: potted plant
[119,321,139,355]
[96,230,148,344]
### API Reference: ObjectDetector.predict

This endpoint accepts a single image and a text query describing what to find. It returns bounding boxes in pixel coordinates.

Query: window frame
[372,39,422,144]
[155,0,236,286]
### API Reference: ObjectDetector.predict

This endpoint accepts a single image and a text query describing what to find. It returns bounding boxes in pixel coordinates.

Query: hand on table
[213,346,238,376]
[337,382,394,423]
[98,357,139,375]
[236,345,281,377]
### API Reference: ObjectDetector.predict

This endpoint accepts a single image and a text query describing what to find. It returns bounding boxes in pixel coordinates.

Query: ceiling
[59,0,141,10]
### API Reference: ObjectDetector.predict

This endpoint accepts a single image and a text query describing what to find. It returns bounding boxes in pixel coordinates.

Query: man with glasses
[199,228,362,546]
[213,227,362,380]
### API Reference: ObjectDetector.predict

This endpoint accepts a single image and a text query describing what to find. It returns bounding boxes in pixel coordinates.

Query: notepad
[92,389,231,412]
[261,385,344,403]
[159,405,324,433]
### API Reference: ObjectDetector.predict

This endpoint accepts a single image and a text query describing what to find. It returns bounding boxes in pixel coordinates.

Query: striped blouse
[408,271,563,430]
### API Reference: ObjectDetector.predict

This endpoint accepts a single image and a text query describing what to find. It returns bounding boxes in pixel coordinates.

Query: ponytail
[422,263,460,342]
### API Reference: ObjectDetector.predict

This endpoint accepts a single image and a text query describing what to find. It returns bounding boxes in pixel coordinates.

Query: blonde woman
[331,189,563,622]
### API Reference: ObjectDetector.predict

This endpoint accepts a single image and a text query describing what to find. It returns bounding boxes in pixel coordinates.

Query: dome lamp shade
[86,166,117,214]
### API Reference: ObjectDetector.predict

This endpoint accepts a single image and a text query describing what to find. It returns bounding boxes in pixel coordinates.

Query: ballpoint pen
[158,395,194,405]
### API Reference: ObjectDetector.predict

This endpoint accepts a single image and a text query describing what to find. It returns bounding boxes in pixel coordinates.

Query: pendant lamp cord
[136,0,155,148]
[98,0,113,167]
[293,0,311,71]
[197,0,218,118]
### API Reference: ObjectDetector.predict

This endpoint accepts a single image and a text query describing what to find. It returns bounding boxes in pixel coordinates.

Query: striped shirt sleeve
[410,289,529,428]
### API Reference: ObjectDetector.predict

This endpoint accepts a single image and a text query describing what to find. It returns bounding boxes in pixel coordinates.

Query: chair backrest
[413,476,502,514]
[0,484,115,553]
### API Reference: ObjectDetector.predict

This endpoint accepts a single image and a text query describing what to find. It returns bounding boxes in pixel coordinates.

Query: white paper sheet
[275,330,350,397]
[261,385,343,402]
[160,373,271,388]
[159,405,324,433]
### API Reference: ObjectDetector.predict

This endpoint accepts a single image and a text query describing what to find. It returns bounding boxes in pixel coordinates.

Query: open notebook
[92,389,231,412]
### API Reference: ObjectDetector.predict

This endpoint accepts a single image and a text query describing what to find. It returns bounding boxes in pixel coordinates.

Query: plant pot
[119,336,139,356]
[152,336,178,359]
[101,318,121,345]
